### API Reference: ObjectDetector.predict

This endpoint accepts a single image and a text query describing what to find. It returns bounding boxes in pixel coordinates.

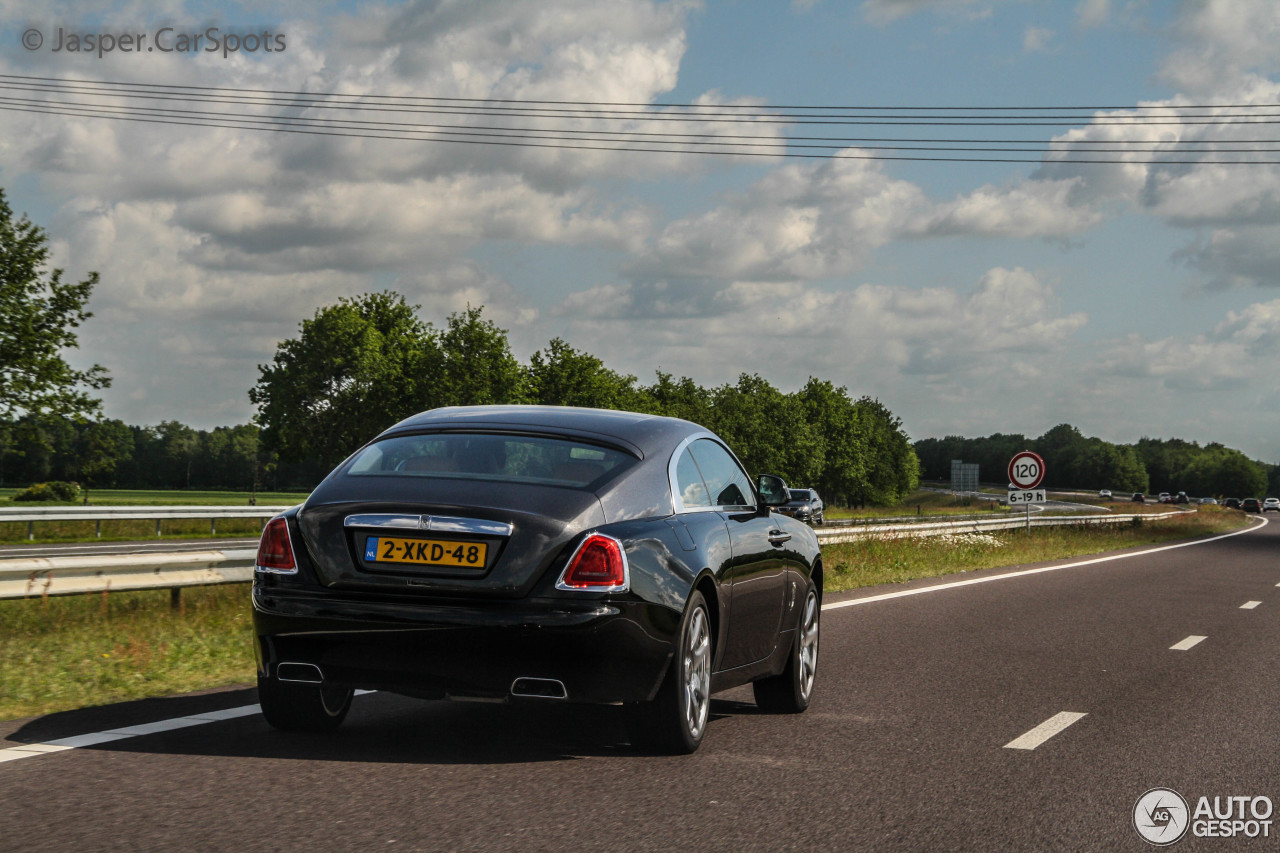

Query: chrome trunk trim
[343,513,513,537]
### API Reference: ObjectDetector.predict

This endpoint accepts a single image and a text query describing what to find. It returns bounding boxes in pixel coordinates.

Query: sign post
[1007,451,1047,530]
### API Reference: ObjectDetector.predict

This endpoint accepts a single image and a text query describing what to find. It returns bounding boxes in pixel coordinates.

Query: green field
[0,487,310,506]
[0,488,311,545]
[0,505,1253,722]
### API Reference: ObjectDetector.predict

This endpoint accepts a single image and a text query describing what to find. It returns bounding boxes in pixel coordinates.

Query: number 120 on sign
[1008,489,1046,504]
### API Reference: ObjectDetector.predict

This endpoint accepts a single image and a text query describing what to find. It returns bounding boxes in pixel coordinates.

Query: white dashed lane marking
[1240,601,1262,610]
[1169,635,1207,651]
[1003,712,1088,751]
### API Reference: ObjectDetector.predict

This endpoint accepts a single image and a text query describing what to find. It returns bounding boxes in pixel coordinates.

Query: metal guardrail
[0,507,1193,601]
[0,505,292,539]
[814,509,1188,543]
[0,548,256,600]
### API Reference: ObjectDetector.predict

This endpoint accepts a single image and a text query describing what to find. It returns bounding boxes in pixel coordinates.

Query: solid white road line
[0,703,263,764]
[1240,601,1262,610]
[823,515,1268,612]
[1170,635,1207,651]
[0,690,380,765]
[1004,711,1088,750]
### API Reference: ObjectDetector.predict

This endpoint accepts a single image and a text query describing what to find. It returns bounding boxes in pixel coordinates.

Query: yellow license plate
[364,536,487,568]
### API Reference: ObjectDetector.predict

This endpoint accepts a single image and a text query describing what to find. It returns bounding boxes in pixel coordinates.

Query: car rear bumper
[251,585,675,704]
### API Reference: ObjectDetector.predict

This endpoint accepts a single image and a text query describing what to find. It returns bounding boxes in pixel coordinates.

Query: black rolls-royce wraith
[252,405,822,753]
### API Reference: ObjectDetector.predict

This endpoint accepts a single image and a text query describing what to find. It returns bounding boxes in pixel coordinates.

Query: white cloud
[1075,0,1110,29]
[914,178,1100,238]
[1022,26,1055,54]
[627,158,1103,285]
[550,267,1087,397]
[859,0,998,25]
[1091,300,1280,392]
[1160,0,1280,94]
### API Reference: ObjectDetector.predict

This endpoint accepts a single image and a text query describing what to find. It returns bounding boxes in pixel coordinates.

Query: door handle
[768,529,791,545]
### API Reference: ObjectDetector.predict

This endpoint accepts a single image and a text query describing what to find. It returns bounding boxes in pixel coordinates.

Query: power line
[6,101,1279,165]
[3,73,1279,112]
[4,73,1280,164]
[6,93,1277,151]
[5,78,1280,125]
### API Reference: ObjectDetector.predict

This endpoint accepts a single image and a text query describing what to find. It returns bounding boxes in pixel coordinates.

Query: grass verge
[0,585,255,722]
[822,506,1250,592]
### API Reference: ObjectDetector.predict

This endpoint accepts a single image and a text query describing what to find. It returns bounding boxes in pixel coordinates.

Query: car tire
[627,590,712,755]
[753,583,819,714]
[258,674,353,732]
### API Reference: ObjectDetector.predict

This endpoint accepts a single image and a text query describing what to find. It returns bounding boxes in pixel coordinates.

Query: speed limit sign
[1007,451,1045,490]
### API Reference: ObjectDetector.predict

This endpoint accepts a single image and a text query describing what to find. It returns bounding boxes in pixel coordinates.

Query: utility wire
[5,74,1280,164]
[3,73,1279,112]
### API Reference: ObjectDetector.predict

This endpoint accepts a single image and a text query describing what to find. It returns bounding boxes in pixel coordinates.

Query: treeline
[916,424,1277,497]
[249,293,919,505]
[0,418,307,493]
[2,293,921,505]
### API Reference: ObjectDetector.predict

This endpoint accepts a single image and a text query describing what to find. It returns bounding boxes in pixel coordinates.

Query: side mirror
[756,474,789,508]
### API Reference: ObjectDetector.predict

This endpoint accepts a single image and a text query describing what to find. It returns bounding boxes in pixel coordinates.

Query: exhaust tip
[277,662,324,684]
[510,677,567,700]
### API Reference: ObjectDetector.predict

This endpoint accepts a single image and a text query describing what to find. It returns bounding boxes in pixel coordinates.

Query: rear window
[345,432,636,489]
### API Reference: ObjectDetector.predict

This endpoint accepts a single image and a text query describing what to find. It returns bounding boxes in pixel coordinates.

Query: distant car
[1199,497,1218,505]
[1264,498,1280,512]
[1225,498,1242,509]
[776,488,825,525]
[1098,489,1112,500]
[1131,493,1146,503]
[1242,498,1262,513]
[1157,492,1172,503]
[1174,492,1189,504]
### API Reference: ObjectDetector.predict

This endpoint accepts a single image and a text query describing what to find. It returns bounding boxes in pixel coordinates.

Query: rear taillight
[556,533,628,592]
[257,517,298,574]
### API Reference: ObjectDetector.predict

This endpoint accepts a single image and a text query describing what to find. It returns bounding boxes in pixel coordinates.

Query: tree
[527,338,641,410]
[797,378,866,505]
[250,291,442,470]
[156,420,199,489]
[0,188,110,424]
[436,305,525,406]
[704,374,823,486]
[74,419,133,501]
[1181,445,1267,498]
[639,371,713,425]
[853,396,920,504]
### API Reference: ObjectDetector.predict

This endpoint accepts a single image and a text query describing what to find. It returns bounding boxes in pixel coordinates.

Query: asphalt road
[3,516,1278,851]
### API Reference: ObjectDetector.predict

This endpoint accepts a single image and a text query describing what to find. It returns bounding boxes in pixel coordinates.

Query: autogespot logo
[1134,788,1190,846]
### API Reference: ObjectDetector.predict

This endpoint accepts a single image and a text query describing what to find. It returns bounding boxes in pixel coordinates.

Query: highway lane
[2,516,1277,851]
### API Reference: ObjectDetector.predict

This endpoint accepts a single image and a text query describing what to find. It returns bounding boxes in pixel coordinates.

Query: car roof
[380,405,707,458]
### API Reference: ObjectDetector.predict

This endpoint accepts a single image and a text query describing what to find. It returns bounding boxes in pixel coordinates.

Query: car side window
[674,447,712,509]
[689,439,754,509]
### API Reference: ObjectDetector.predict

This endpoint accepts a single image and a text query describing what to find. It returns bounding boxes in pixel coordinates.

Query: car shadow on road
[5,687,760,765]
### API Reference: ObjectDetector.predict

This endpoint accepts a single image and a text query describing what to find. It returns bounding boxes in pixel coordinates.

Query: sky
[3,1,1280,461]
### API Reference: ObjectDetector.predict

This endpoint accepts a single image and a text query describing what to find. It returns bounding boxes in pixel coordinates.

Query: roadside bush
[12,481,81,502]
